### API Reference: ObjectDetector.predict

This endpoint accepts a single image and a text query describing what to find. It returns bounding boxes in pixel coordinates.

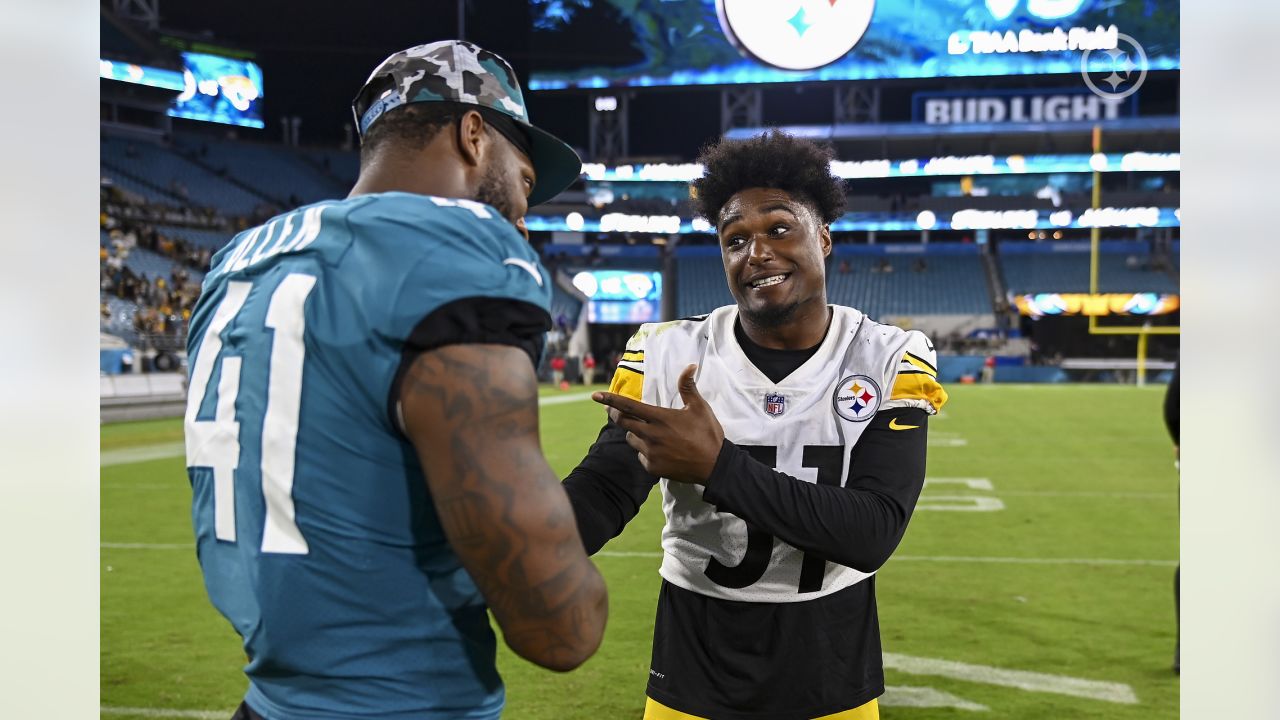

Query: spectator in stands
[582,353,597,385]
[837,258,851,274]
[913,257,927,273]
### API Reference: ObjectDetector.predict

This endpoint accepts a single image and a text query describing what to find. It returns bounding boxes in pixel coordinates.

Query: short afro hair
[359,103,469,170]
[691,129,846,226]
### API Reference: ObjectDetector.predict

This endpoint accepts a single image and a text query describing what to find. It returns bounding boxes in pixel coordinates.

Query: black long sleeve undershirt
[563,406,929,571]
[564,320,928,566]
[701,407,929,574]
[562,421,660,555]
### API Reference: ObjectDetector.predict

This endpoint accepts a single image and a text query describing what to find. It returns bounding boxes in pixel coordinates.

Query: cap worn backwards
[353,40,581,206]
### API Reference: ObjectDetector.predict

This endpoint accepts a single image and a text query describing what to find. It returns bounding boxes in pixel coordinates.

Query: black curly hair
[691,129,847,227]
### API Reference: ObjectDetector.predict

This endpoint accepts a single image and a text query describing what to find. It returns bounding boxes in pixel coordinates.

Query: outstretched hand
[592,364,725,483]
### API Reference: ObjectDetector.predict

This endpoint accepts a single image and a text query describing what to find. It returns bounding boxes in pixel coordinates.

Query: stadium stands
[101,171,181,206]
[120,246,205,284]
[171,135,348,206]
[155,224,233,250]
[301,147,360,187]
[827,251,991,318]
[100,135,267,215]
[674,247,993,319]
[1001,242,1179,294]
[122,245,180,281]
[675,256,735,317]
[100,293,141,345]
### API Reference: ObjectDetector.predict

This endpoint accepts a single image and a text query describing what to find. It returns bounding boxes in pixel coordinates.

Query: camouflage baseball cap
[353,40,581,206]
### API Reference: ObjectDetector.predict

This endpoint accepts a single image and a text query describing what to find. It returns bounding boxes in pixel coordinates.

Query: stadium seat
[100,135,268,215]
[827,253,991,318]
[1001,249,1179,294]
[155,224,234,251]
[171,135,348,206]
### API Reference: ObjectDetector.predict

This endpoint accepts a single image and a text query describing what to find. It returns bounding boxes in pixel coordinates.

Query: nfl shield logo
[764,393,786,417]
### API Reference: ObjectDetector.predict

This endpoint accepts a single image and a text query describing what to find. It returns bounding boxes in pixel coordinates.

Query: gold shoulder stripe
[621,350,645,362]
[901,352,938,377]
[891,373,948,413]
[609,365,644,401]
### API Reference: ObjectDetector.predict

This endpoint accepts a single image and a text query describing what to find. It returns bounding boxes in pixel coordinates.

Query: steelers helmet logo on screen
[832,374,881,422]
[716,0,876,71]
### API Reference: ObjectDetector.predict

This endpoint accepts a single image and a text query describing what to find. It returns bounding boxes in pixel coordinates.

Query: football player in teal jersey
[185,41,607,720]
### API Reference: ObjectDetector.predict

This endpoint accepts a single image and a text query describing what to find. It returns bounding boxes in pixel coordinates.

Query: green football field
[101,384,1179,719]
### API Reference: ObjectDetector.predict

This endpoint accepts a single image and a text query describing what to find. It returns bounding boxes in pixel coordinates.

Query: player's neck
[349,146,473,201]
[737,302,831,350]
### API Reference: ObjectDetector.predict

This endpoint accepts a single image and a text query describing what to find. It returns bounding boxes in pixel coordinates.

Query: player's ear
[456,110,487,168]
[820,223,832,258]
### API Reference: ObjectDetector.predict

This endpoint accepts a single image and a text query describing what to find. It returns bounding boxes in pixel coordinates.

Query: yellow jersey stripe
[622,350,645,362]
[892,373,949,413]
[813,698,879,720]
[900,352,938,377]
[609,365,644,401]
[643,697,879,720]
[643,698,707,720]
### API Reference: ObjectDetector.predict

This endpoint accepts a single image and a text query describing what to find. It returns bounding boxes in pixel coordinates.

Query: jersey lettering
[186,273,316,554]
[703,445,776,589]
[703,444,846,594]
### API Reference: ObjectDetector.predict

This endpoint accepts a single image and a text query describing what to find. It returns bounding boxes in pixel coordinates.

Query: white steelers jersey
[608,304,946,604]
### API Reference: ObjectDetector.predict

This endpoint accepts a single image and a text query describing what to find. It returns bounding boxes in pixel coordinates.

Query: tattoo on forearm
[403,345,605,665]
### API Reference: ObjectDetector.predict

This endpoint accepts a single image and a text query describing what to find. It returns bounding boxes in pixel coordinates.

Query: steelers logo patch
[832,374,881,422]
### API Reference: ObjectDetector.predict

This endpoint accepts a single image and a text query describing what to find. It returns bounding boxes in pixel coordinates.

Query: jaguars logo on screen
[716,0,876,71]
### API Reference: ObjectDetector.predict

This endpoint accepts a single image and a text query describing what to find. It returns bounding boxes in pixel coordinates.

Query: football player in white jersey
[563,130,948,720]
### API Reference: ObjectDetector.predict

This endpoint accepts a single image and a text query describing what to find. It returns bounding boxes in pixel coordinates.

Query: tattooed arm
[400,343,608,671]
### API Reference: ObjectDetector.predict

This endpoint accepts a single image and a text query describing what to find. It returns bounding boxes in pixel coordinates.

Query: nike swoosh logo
[888,418,919,431]
[503,258,544,287]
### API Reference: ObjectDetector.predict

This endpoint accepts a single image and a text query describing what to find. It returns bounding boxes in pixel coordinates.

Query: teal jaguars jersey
[184,192,551,720]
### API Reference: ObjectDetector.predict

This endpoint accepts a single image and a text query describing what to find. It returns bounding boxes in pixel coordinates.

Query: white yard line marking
[999,490,1175,499]
[537,391,597,406]
[893,555,1176,568]
[881,686,988,711]
[102,394,598,468]
[915,496,1006,512]
[101,442,186,467]
[101,707,232,719]
[924,477,993,490]
[884,653,1138,704]
[928,437,969,447]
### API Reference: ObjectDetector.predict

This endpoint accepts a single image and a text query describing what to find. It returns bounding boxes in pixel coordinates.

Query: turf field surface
[101,384,1178,719]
